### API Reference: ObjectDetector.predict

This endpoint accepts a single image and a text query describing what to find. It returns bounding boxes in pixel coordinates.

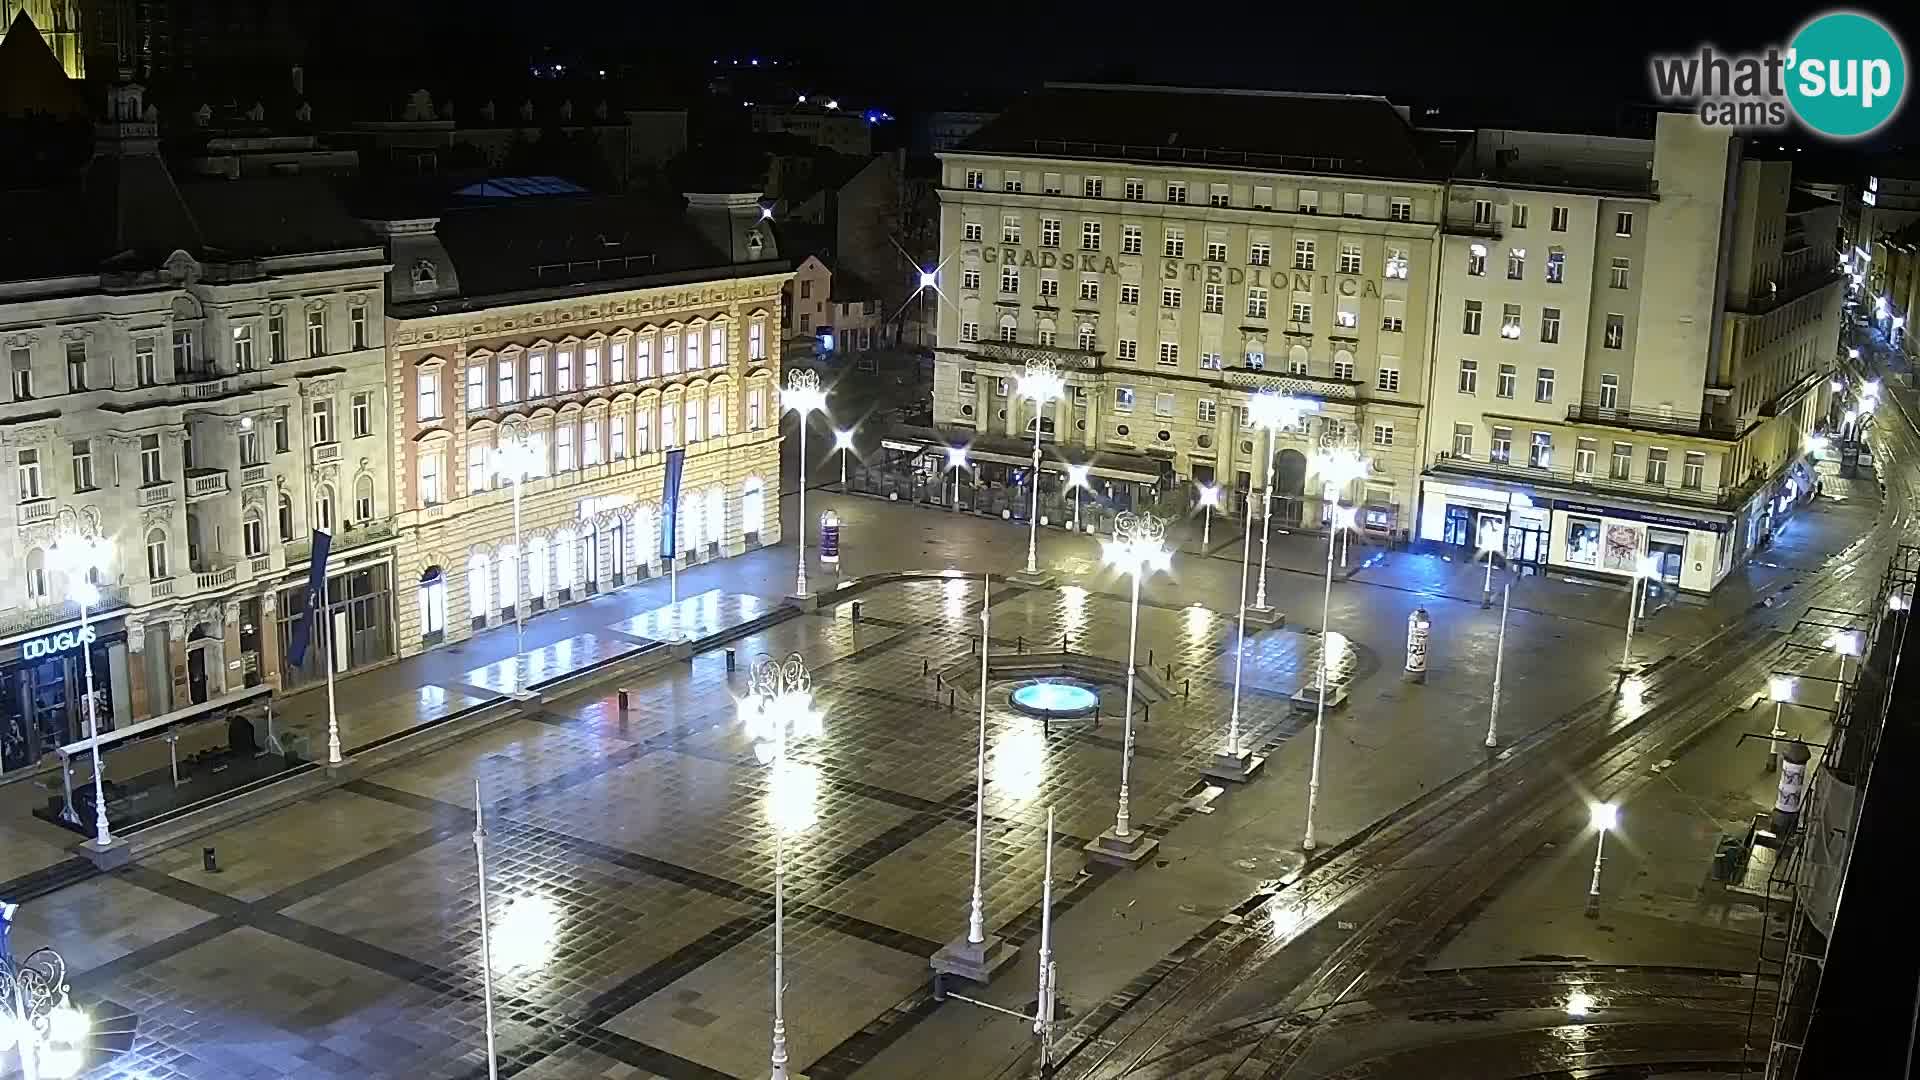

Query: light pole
[1208,478,1262,782]
[1092,512,1170,862]
[1017,359,1066,577]
[1066,463,1091,535]
[472,779,499,1080]
[0,934,92,1080]
[737,653,824,1080]
[945,446,969,512]
[49,527,112,848]
[1616,554,1662,672]
[1484,582,1512,748]
[1248,392,1315,612]
[1766,675,1795,773]
[1828,629,1862,707]
[493,425,540,658]
[1584,802,1619,918]
[1303,501,1358,852]
[1196,483,1219,552]
[932,575,1013,982]
[1478,526,1500,609]
[783,370,827,598]
[833,428,855,490]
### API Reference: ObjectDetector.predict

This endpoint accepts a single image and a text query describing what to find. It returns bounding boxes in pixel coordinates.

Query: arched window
[497,545,518,612]
[1078,324,1096,351]
[528,537,549,597]
[146,528,169,580]
[705,485,725,547]
[313,484,335,533]
[999,313,1019,342]
[742,478,765,535]
[418,566,447,641]
[1287,344,1310,375]
[708,392,726,438]
[1244,337,1266,370]
[466,553,490,619]
[278,492,294,541]
[553,527,575,591]
[354,474,375,521]
[25,548,47,602]
[679,493,699,552]
[243,508,265,557]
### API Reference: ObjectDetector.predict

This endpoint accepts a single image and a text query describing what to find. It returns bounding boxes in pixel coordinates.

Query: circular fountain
[1009,679,1100,720]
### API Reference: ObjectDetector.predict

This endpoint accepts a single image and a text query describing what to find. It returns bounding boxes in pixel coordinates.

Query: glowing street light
[1828,629,1863,706]
[49,522,114,846]
[737,654,825,1080]
[1094,513,1171,861]
[833,428,856,490]
[0,932,91,1080]
[1017,359,1067,576]
[1584,802,1619,918]
[783,370,828,597]
[1766,675,1796,772]
[1303,502,1357,851]
[1477,522,1502,609]
[1248,392,1317,611]
[1196,483,1219,550]
[1065,462,1091,534]
[945,445,970,513]
[1316,446,1371,572]
[1616,554,1662,672]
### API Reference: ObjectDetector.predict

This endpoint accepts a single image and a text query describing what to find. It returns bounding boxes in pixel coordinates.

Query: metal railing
[1565,399,1742,439]
[1430,451,1735,506]
[1223,368,1357,400]
[1004,139,1351,174]
[974,340,1101,369]
[0,585,131,638]
[285,517,397,564]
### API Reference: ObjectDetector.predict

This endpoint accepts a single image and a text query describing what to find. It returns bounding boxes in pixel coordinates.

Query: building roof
[0,10,85,119]
[956,83,1442,181]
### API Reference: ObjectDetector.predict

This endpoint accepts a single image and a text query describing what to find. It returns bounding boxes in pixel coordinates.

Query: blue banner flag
[287,528,332,667]
[660,448,686,561]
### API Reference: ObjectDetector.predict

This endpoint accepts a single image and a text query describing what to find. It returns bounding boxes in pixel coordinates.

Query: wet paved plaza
[0,473,1878,1080]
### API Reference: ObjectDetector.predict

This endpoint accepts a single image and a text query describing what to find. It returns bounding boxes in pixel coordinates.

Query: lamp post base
[784,592,820,612]
[79,833,133,869]
[1085,826,1159,868]
[1203,749,1265,784]
[1008,569,1057,588]
[929,932,1018,984]
[1610,659,1643,676]
[1243,606,1287,630]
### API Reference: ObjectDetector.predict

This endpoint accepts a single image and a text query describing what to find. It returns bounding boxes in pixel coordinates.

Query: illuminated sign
[22,626,96,661]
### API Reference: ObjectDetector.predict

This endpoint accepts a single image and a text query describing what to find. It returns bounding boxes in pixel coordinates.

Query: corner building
[371,190,788,654]
[932,85,1448,533]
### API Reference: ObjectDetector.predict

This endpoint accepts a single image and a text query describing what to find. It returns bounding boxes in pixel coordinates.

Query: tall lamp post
[1584,802,1619,918]
[932,576,1014,982]
[1828,629,1862,707]
[1485,582,1511,748]
[49,526,112,849]
[783,370,827,598]
[1090,512,1171,865]
[738,653,825,1080]
[1766,675,1796,772]
[0,934,92,1080]
[493,425,541,657]
[1303,501,1359,851]
[1065,463,1091,535]
[1207,477,1263,783]
[1196,483,1219,552]
[1615,554,1662,672]
[1017,359,1066,578]
[833,428,856,490]
[945,446,970,512]
[1248,392,1316,612]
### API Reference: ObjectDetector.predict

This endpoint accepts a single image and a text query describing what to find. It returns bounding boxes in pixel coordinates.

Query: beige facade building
[370,191,788,657]
[0,86,392,775]
[930,85,1447,533]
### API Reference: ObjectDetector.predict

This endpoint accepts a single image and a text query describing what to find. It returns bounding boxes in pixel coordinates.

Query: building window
[1298,190,1320,214]
[1490,426,1513,464]
[134,337,157,387]
[61,341,87,392]
[1615,211,1634,236]
[1541,307,1562,344]
[611,414,627,458]
[1339,242,1362,274]
[1467,244,1486,276]
[1511,203,1529,228]
[1293,238,1315,270]
[1114,386,1135,411]
[1683,451,1705,490]
[1529,431,1552,469]
[1158,341,1179,366]
[146,528,168,580]
[584,419,603,465]
[1463,300,1483,335]
[1154,393,1175,417]
[171,329,193,374]
[467,439,489,494]
[1200,351,1221,370]
[1546,249,1565,284]
[1599,373,1619,410]
[268,315,287,363]
[351,305,369,350]
[70,439,95,491]
[1080,326,1097,350]
[610,341,627,382]
[1610,442,1632,480]
[1004,174,1024,192]
[556,421,577,469]
[1575,438,1597,476]
[1001,266,1020,294]
[1458,358,1479,394]
[1500,304,1522,339]
[1290,301,1312,325]
[242,510,265,558]
[1250,242,1271,266]
[963,268,981,290]
[1037,327,1056,346]
[1083,176,1103,198]
[1497,363,1517,398]
[1164,228,1185,258]
[1604,314,1625,349]
[1122,225,1143,255]
[1373,423,1394,447]
[16,448,41,500]
[1081,221,1101,250]
[1390,197,1412,222]
[1079,278,1100,302]
[1166,181,1187,204]
[961,321,979,343]
[636,338,655,378]
[1000,320,1018,343]
[1002,215,1022,244]
[1536,367,1556,402]
[585,345,602,386]
[1288,349,1309,375]
[965,169,984,190]
[1198,399,1217,424]
[355,474,374,520]
[275,492,293,541]
[1551,206,1569,231]
[1124,178,1144,201]
[1645,448,1669,484]
[1204,283,1224,313]
[1120,283,1141,305]
[1041,217,1060,247]
[1040,277,1059,299]
[1335,306,1359,329]
[637,409,654,451]
[1452,423,1473,457]
[141,433,163,484]
[1473,199,1494,225]
[557,347,575,392]
[1609,257,1630,289]
[1507,248,1525,280]
[1162,287,1182,309]
[1210,184,1231,208]
[310,398,335,444]
[227,325,256,372]
[306,308,327,356]
[1377,366,1400,393]
[417,370,441,420]
[1382,315,1404,333]
[500,357,521,403]
[1247,288,1268,318]
[963,222,983,242]
[353,391,373,437]
[1333,355,1355,380]
[1117,339,1137,361]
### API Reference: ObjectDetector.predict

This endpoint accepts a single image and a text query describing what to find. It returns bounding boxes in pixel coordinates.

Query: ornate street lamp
[1196,483,1219,551]
[1091,512,1171,864]
[1065,463,1091,534]
[1615,554,1662,672]
[1016,359,1066,577]
[833,428,856,490]
[1584,802,1619,918]
[782,370,828,597]
[493,424,542,658]
[738,653,825,1080]
[0,931,91,1080]
[1247,392,1316,611]
[48,523,113,847]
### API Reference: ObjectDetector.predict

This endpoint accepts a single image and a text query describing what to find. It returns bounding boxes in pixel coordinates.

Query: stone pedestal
[1008,569,1057,589]
[1085,826,1159,867]
[79,835,133,869]
[1244,606,1286,630]
[785,592,819,612]
[929,932,1018,985]
[1203,749,1265,784]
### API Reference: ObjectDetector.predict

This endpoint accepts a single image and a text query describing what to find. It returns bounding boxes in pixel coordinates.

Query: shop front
[275,556,397,690]
[1548,499,1730,594]
[1420,479,1548,572]
[1,616,133,776]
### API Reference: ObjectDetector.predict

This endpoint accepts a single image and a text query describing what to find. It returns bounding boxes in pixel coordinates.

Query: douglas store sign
[21,626,96,661]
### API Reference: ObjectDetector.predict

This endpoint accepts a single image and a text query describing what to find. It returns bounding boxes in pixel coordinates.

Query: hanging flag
[660,448,686,561]
[287,529,332,667]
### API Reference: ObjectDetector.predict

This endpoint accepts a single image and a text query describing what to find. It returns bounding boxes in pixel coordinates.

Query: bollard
[923,659,930,676]
[618,688,631,714]
[936,673,944,692]
[1143,702,1151,723]
[852,601,863,624]
[1148,648,1155,667]
[1018,635,1025,654]
[949,689,956,711]
[725,648,737,673]
[203,847,220,873]
[1062,632,1069,653]
[1184,678,1190,698]
[1165,663,1173,681]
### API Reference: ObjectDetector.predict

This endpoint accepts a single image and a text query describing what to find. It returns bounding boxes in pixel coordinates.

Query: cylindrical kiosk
[1404,607,1431,683]
[1772,739,1812,835]
[819,510,841,569]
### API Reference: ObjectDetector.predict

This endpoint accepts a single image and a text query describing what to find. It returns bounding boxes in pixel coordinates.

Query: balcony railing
[251,555,273,576]
[185,469,229,499]
[0,585,131,638]
[194,564,238,591]
[1429,451,1735,507]
[149,578,176,600]
[1223,368,1357,400]
[137,483,175,507]
[310,442,341,465]
[285,517,397,565]
[972,340,1101,369]
[1564,400,1743,440]
[1444,218,1503,239]
[15,498,56,526]
[241,465,271,487]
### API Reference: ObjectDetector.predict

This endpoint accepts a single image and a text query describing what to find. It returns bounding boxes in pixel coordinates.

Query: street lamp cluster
[0,935,91,1080]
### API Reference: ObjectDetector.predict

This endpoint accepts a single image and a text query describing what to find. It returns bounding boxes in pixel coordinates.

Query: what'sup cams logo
[1649,10,1907,138]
